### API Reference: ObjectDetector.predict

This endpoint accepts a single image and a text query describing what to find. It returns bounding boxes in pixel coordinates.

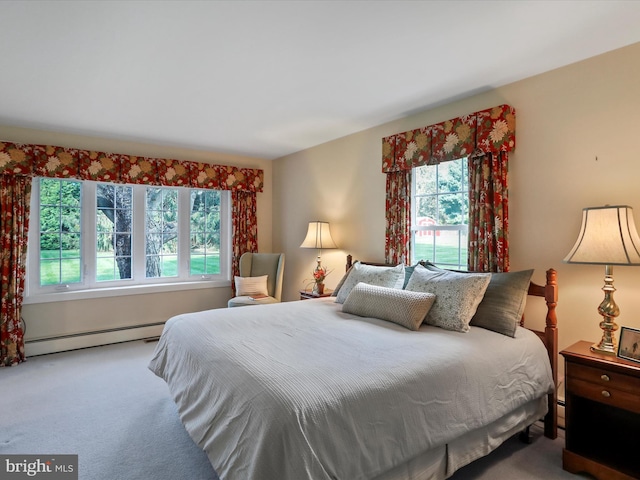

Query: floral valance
[382,104,515,172]
[0,141,264,192]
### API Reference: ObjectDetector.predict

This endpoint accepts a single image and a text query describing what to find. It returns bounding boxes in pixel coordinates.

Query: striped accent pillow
[342,282,436,331]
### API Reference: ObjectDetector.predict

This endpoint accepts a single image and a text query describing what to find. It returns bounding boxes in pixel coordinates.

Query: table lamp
[300,221,338,290]
[563,205,640,354]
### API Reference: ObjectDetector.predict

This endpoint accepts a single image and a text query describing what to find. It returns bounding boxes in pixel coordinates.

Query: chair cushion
[228,295,279,307]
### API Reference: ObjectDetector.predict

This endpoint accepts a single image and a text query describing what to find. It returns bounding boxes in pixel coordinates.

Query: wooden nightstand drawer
[567,376,640,414]
[567,362,640,394]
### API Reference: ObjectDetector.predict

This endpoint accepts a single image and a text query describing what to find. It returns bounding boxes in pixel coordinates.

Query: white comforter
[149,298,554,480]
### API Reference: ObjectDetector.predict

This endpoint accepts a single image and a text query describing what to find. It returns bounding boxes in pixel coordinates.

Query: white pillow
[342,282,436,330]
[234,275,269,296]
[335,262,405,304]
[405,264,490,332]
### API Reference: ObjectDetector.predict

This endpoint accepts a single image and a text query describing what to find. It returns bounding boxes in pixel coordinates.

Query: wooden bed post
[527,268,559,439]
[543,268,558,439]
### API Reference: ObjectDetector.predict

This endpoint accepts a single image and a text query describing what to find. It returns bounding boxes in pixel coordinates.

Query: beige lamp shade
[300,221,338,250]
[564,205,640,265]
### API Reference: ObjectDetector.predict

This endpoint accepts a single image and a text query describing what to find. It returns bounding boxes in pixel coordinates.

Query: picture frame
[617,326,640,363]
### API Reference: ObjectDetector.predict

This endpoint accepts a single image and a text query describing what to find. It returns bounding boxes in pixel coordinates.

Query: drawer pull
[600,374,610,382]
[601,390,611,398]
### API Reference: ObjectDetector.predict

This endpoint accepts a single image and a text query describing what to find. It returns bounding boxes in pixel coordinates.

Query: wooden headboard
[345,254,558,440]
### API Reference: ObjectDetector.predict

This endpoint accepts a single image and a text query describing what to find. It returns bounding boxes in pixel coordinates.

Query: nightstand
[561,341,640,480]
[299,289,333,300]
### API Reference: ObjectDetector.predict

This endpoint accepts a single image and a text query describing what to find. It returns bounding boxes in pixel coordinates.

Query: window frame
[25,178,231,304]
[411,158,469,270]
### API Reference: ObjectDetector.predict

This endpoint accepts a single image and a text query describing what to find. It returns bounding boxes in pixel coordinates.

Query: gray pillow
[335,262,405,304]
[342,282,436,331]
[402,264,417,289]
[405,264,490,332]
[470,269,534,337]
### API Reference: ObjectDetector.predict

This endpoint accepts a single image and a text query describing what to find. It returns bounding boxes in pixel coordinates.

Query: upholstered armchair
[228,252,285,307]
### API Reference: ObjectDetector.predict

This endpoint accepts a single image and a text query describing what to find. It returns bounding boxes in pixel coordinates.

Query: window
[39,178,82,285]
[97,183,133,281]
[411,158,469,269]
[189,189,222,276]
[145,187,178,278]
[28,178,229,298]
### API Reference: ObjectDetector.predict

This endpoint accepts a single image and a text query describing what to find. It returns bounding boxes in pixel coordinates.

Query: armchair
[228,252,285,307]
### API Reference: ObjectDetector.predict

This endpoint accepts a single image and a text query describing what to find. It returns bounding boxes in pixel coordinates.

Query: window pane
[438,193,465,225]
[437,161,465,194]
[40,259,61,286]
[190,189,221,275]
[414,166,436,195]
[60,234,80,257]
[40,234,59,257]
[39,178,82,286]
[62,258,82,283]
[160,255,178,276]
[415,196,436,221]
[146,187,178,278]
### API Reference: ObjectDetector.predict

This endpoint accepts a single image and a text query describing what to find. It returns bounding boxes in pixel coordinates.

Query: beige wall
[0,126,273,346]
[273,42,640,360]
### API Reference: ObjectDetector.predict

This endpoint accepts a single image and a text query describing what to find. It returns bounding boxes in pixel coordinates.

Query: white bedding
[149,297,554,480]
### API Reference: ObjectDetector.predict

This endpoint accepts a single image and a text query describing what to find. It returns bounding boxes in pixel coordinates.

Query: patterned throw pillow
[405,264,490,332]
[342,283,436,330]
[234,275,269,296]
[335,262,405,304]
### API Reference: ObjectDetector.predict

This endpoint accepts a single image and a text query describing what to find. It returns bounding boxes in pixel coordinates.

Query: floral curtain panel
[0,176,31,366]
[231,190,259,293]
[382,104,515,270]
[384,169,411,265]
[468,151,509,272]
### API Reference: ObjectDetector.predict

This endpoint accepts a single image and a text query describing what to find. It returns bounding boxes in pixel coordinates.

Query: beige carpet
[1,340,591,480]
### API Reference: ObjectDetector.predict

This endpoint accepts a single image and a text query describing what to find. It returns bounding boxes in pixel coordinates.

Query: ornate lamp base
[591,265,619,356]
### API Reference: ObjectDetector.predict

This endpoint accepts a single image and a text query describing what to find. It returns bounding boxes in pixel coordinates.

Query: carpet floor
[1,340,592,480]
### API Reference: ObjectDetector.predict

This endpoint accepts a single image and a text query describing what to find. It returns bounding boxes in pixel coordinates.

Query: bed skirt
[373,396,548,480]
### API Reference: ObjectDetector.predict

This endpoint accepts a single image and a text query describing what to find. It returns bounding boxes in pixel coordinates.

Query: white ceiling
[2,1,640,160]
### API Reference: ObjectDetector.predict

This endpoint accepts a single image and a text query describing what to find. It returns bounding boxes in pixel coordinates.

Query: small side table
[561,340,640,480]
[299,289,333,300]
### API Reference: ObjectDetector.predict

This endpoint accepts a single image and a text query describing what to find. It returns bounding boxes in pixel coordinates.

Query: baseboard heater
[25,322,165,357]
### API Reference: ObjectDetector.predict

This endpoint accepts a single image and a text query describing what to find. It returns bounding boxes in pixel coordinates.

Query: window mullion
[132,186,145,281]
[84,182,97,288]
[179,188,191,279]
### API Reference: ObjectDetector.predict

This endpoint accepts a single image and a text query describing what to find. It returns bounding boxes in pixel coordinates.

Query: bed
[149,255,558,480]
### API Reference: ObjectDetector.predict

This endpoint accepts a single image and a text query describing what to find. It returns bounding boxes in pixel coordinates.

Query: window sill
[23,279,231,305]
